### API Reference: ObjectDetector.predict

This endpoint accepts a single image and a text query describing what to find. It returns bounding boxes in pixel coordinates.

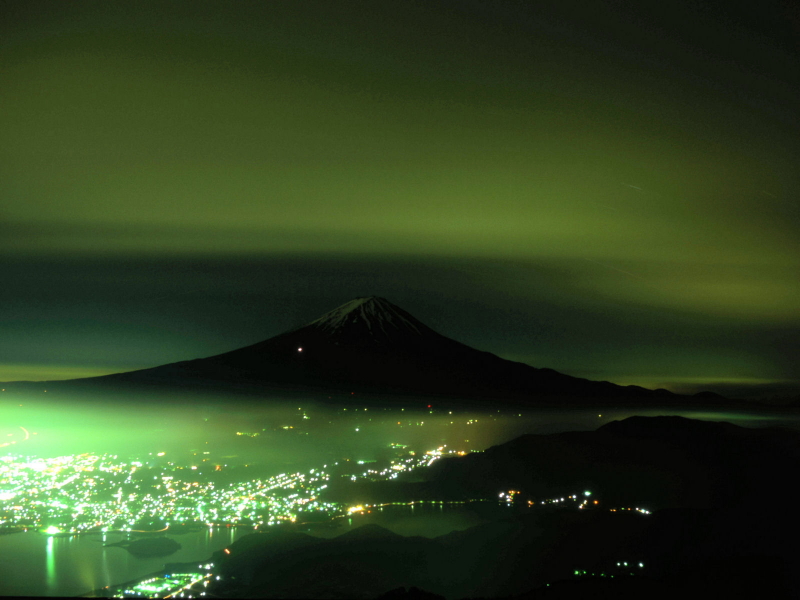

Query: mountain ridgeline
[206,416,799,598]
[11,297,726,407]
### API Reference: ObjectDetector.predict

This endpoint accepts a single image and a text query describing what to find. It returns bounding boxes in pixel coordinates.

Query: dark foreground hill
[205,416,798,599]
[4,296,745,409]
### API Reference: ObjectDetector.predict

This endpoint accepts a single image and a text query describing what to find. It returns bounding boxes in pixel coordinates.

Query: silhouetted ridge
[597,415,740,439]
[336,523,403,542]
[8,296,742,408]
[204,417,797,599]
[227,528,318,554]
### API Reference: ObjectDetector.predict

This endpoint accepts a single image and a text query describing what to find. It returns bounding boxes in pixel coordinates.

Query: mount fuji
[12,297,710,406]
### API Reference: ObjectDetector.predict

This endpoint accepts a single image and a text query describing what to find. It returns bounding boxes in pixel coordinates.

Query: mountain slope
[407,415,800,508]
[209,418,799,598]
[10,296,711,406]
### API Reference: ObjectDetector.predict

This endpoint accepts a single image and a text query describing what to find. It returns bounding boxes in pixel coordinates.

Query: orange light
[224,548,230,554]
[593,500,598,504]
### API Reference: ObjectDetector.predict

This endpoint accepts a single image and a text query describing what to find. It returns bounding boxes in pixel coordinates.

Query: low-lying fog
[0,390,795,473]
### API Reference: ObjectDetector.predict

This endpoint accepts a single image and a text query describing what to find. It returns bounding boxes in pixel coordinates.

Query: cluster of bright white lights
[111,572,211,598]
[343,445,462,483]
[0,453,334,533]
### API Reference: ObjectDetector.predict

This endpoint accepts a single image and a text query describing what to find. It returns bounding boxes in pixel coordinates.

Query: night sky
[2,1,798,399]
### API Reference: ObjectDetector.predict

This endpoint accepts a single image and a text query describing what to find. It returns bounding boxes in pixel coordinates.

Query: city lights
[0,453,333,534]
[0,440,466,536]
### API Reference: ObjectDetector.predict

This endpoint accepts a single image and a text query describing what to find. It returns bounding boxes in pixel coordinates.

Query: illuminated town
[0,444,461,535]
[0,419,672,600]
[104,569,216,599]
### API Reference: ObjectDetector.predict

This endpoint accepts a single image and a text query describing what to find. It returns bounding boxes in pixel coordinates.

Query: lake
[0,503,518,598]
[0,399,795,598]
[0,528,251,598]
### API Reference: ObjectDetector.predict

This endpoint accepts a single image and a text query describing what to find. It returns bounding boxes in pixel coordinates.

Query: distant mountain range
[206,416,799,599]
[7,296,735,407]
[337,414,800,509]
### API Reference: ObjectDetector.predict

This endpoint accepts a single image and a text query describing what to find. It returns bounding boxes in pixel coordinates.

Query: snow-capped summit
[303,296,432,344]
[23,295,689,408]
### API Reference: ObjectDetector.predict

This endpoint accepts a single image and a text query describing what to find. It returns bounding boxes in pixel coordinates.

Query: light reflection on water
[0,527,252,598]
[45,535,55,590]
[0,505,504,598]
[0,395,797,598]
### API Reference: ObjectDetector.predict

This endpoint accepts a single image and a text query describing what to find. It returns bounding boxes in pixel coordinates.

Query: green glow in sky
[0,2,797,398]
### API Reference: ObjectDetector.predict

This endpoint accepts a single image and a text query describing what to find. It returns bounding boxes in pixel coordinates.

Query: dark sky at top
[1,0,798,399]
